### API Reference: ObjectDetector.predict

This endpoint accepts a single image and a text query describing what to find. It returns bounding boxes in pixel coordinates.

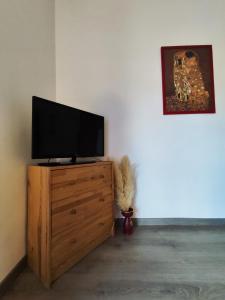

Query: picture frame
[161,45,215,115]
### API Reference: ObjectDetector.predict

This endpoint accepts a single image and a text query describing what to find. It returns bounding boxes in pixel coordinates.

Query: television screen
[32,97,104,159]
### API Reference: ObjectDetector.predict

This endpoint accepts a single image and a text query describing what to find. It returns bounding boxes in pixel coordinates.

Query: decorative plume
[114,156,135,212]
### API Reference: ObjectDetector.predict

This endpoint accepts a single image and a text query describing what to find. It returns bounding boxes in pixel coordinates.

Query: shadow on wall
[132,162,138,217]
[94,92,132,155]
[94,92,136,217]
[104,118,109,156]
[6,96,32,164]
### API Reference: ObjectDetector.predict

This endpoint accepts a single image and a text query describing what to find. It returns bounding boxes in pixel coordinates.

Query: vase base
[121,208,134,235]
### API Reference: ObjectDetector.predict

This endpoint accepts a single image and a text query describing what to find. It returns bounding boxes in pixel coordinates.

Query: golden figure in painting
[173,50,209,105]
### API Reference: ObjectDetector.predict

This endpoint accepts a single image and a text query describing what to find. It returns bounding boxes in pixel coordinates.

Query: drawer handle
[90,175,104,180]
[99,222,104,226]
[70,209,77,215]
[68,180,76,186]
[99,198,105,202]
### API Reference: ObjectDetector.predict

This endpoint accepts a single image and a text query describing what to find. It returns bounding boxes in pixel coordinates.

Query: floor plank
[2,226,225,299]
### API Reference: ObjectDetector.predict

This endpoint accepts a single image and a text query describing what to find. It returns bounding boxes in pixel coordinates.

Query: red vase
[121,208,134,235]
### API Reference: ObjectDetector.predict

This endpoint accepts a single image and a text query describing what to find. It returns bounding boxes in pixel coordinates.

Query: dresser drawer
[52,208,113,253]
[51,165,112,202]
[51,191,113,237]
[51,164,112,185]
[51,213,113,280]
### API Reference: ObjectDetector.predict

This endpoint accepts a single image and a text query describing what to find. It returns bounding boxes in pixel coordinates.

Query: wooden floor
[2,226,225,300]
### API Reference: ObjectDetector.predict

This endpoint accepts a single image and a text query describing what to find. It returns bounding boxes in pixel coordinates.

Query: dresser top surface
[28,161,112,171]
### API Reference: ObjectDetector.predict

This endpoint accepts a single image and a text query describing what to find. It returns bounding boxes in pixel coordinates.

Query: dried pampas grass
[114,156,135,212]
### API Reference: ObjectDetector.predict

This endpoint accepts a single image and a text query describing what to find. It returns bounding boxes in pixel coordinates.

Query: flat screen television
[32,96,104,161]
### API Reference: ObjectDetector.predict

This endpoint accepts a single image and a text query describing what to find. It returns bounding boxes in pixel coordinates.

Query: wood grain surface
[27,162,114,287]
[7,226,225,299]
[27,166,51,287]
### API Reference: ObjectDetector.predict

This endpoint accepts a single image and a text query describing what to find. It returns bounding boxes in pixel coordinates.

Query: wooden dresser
[27,161,114,287]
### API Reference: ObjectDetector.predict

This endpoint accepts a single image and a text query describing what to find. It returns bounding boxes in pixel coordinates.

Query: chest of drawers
[27,162,114,287]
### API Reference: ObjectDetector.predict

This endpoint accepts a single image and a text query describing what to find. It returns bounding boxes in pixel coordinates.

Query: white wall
[55,0,225,219]
[1,0,225,283]
[0,0,55,282]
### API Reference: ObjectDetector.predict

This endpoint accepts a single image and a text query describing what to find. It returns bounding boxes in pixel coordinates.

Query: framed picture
[161,45,215,115]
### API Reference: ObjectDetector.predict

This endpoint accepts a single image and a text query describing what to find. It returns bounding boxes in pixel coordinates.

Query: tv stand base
[38,160,97,167]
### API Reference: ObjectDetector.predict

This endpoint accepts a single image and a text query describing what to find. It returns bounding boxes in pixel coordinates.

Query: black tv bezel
[32,96,104,159]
